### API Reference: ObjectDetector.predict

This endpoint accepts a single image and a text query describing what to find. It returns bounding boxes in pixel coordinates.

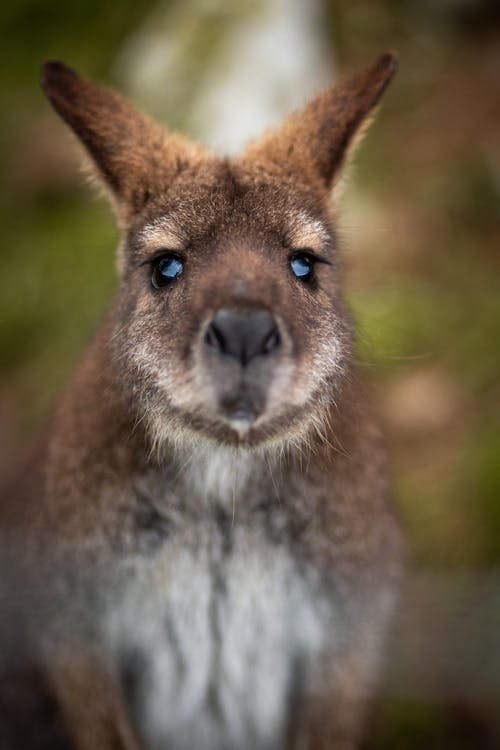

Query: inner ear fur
[243,53,398,191]
[41,61,205,224]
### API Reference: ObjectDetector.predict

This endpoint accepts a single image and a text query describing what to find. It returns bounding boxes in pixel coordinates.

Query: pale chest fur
[102,449,338,750]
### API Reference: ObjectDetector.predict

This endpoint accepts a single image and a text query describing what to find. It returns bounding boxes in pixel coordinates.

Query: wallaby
[2,54,403,750]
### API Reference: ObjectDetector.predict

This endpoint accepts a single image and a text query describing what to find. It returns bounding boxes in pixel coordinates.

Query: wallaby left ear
[244,53,398,191]
[41,61,205,225]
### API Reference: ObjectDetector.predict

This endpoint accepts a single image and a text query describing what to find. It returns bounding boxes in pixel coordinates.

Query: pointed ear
[243,53,398,192]
[41,61,204,224]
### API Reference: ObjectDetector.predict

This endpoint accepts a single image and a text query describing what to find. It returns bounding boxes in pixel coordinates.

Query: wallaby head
[41,55,397,454]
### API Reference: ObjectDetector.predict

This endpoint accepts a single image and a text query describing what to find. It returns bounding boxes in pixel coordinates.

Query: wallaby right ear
[243,53,398,194]
[41,61,204,224]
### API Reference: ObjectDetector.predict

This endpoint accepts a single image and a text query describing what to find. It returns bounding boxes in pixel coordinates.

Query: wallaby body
[2,55,403,749]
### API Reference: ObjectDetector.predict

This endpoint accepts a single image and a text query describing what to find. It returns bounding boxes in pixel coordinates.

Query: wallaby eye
[290,253,314,282]
[151,253,184,289]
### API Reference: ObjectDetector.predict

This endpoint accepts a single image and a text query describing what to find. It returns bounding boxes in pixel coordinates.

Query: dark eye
[290,253,314,282]
[151,253,184,289]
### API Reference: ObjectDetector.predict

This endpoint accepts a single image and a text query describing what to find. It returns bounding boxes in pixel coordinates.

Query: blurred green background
[1,0,499,746]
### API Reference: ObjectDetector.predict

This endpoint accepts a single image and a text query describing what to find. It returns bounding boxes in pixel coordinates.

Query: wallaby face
[116,165,351,450]
[42,56,395,453]
[13,55,405,750]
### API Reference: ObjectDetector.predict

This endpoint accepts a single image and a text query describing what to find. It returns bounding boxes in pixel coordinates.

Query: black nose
[205,309,281,366]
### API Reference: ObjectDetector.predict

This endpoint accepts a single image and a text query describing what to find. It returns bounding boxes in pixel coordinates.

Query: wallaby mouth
[211,368,270,435]
[220,388,263,429]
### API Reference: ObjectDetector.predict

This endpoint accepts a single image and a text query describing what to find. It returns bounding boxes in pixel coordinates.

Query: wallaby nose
[205,309,281,366]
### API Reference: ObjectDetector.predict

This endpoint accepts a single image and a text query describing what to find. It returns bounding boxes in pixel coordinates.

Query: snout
[204,309,281,366]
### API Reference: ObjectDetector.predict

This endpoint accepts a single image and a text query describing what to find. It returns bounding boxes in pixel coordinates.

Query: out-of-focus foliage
[329,2,500,745]
[1,0,499,746]
[332,1,500,570]
[0,0,159,456]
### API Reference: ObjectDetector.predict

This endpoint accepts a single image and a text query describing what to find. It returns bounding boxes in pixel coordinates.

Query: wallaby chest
[105,464,333,750]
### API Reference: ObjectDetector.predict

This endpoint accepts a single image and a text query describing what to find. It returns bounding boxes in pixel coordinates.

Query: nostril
[205,323,226,353]
[262,327,281,355]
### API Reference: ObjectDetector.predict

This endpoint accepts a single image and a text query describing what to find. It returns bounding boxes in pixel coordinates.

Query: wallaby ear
[41,61,204,224]
[243,53,398,192]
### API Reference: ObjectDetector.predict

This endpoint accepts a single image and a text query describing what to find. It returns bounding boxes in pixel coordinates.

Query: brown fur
[2,55,403,750]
